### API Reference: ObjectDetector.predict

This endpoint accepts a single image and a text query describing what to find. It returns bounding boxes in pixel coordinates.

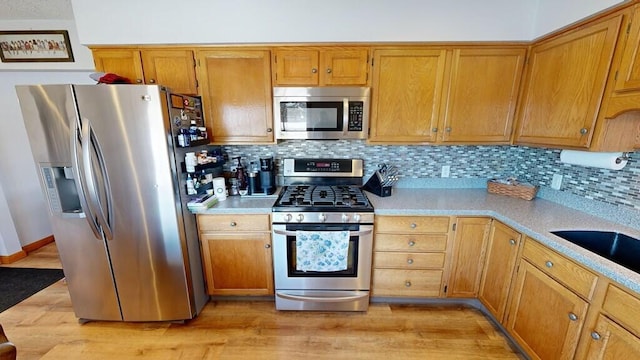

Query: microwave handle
[343,98,349,135]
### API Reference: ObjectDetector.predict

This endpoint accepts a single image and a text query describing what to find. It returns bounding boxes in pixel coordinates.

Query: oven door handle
[273,229,372,237]
[277,292,369,303]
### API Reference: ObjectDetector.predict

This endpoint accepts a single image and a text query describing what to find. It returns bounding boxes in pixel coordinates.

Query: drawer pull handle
[591,331,601,340]
[405,281,412,287]
[509,239,516,245]
[230,221,237,227]
[410,223,417,229]
[545,261,553,268]
[568,312,578,321]
[407,259,414,265]
[408,240,416,247]
[264,244,271,249]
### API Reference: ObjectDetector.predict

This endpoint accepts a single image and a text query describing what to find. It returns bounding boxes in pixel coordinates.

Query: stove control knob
[284,214,293,222]
[353,213,361,223]
[341,213,349,223]
[318,213,326,222]
[296,214,305,222]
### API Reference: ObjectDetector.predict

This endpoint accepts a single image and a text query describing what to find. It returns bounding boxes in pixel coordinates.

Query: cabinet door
[614,6,640,92]
[369,49,447,143]
[515,16,621,148]
[320,49,369,85]
[200,232,273,296]
[478,221,522,323]
[447,217,491,298]
[140,49,197,94]
[274,50,319,85]
[92,49,144,84]
[506,260,589,360]
[196,49,274,143]
[442,48,525,143]
[585,314,640,359]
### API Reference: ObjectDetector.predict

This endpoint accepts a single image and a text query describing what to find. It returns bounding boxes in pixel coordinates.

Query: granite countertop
[195,187,640,294]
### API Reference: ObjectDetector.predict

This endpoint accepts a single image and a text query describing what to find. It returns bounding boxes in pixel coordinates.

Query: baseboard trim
[0,235,55,264]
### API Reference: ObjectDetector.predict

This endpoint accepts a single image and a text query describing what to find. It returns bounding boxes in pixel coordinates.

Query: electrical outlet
[441,165,451,178]
[551,174,563,190]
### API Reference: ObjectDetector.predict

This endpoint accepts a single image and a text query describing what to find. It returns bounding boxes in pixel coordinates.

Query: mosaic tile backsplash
[222,140,639,211]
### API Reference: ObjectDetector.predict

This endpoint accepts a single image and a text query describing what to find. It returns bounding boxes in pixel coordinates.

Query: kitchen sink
[551,230,640,274]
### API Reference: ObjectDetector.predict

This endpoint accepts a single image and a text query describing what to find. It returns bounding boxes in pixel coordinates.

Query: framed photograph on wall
[0,30,74,63]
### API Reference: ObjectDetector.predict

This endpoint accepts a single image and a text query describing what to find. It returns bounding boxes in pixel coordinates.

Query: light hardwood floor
[0,243,523,359]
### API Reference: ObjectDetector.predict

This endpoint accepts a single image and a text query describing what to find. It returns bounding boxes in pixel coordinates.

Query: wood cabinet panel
[447,217,491,298]
[442,48,525,143]
[274,50,319,85]
[197,214,270,232]
[140,49,197,94]
[92,49,144,84]
[369,49,448,143]
[515,16,622,148]
[375,216,450,234]
[614,5,640,92]
[522,238,598,300]
[584,314,640,360]
[196,49,274,143]
[373,252,446,269]
[273,47,369,86]
[374,234,448,252]
[372,269,443,297]
[601,284,640,336]
[478,221,522,323]
[507,260,589,360]
[320,49,369,85]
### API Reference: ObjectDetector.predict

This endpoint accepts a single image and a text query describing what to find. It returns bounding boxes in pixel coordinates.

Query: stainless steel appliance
[273,87,370,140]
[16,84,209,322]
[272,158,374,311]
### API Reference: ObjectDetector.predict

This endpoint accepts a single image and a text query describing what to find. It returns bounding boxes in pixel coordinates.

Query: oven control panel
[272,212,374,224]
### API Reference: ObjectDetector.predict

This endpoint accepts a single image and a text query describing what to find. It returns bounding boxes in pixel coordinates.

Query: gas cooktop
[273,184,373,212]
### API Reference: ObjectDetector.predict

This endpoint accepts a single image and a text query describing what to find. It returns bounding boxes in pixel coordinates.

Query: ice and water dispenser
[40,166,84,218]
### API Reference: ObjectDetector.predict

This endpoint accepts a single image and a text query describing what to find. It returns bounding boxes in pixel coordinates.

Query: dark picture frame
[0,30,74,63]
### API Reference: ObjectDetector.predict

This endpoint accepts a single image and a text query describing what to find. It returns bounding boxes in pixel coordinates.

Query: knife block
[363,172,392,197]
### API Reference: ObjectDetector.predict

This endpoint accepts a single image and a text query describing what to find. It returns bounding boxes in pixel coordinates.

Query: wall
[533,0,625,37]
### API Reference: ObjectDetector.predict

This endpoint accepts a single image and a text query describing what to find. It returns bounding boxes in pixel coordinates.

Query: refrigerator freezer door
[16,85,122,321]
[73,85,196,321]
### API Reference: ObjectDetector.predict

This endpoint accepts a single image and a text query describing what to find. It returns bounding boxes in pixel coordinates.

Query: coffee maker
[259,156,276,195]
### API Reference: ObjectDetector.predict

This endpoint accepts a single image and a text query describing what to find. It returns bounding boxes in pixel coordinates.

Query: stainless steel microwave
[273,87,370,140]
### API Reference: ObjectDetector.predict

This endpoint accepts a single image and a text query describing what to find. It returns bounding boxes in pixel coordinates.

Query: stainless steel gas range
[271,158,374,311]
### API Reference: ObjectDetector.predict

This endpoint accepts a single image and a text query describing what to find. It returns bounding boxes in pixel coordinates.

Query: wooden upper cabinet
[139,49,197,94]
[92,49,144,84]
[369,49,448,143]
[442,48,526,144]
[514,16,622,148]
[196,49,274,143]
[92,48,197,94]
[273,47,369,86]
[614,5,640,93]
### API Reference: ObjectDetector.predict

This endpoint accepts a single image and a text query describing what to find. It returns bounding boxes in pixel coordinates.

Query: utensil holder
[363,172,392,197]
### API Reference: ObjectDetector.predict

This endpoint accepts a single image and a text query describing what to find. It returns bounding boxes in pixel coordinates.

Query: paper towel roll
[559,150,628,170]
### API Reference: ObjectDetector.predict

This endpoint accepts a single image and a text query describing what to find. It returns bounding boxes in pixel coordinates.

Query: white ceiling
[0,0,74,20]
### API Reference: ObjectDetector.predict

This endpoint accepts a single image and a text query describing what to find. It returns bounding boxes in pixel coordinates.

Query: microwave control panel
[348,102,364,131]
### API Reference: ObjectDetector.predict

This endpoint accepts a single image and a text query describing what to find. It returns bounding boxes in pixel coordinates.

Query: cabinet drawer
[374,252,446,269]
[522,238,598,299]
[374,233,448,252]
[602,284,640,336]
[372,269,443,297]
[198,214,270,232]
[376,216,450,233]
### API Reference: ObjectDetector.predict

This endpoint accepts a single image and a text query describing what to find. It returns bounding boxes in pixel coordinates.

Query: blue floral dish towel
[295,230,350,272]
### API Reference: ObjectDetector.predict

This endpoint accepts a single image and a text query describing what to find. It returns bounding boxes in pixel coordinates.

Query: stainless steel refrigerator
[16,84,209,322]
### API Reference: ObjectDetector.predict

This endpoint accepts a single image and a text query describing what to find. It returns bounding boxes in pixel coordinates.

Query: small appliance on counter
[363,164,399,197]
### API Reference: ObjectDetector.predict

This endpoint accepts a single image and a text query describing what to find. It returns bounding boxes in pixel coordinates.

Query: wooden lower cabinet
[584,314,640,359]
[478,220,522,323]
[197,214,273,296]
[506,260,589,360]
[447,217,491,297]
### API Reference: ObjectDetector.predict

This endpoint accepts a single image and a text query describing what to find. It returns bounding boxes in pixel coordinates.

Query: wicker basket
[487,179,539,201]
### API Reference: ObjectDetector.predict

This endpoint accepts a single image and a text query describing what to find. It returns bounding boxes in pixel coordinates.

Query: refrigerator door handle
[81,117,114,240]
[71,117,101,239]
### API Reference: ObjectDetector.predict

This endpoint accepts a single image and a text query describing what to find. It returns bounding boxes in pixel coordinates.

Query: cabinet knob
[580,128,588,135]
[432,127,438,133]
[568,312,578,321]
[149,79,156,84]
[408,240,416,247]
[545,261,554,268]
[410,223,417,229]
[591,331,601,340]
[405,281,412,287]
[264,244,271,249]
[445,127,452,133]
[407,258,414,265]
[326,68,332,74]
[230,221,237,227]
[135,79,143,84]
[311,68,318,73]
[509,239,517,246]
[266,128,273,133]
